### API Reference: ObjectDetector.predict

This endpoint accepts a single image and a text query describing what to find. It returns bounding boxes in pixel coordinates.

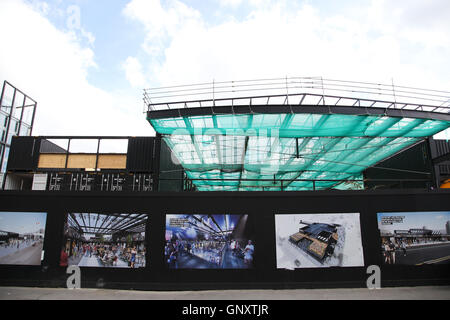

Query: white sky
[0,0,449,138]
[378,211,450,232]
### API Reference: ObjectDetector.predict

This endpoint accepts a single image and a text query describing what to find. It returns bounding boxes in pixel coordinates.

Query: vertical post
[285,75,289,105]
[321,76,325,106]
[391,78,397,110]
[212,79,215,106]
[95,138,100,171]
[65,139,71,169]
[17,93,26,137]
[0,81,6,174]
[426,137,439,189]
[154,134,162,192]
[28,101,37,136]
[94,138,101,191]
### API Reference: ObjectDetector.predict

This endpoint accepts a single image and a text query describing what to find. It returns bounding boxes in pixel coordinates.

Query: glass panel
[19,124,30,136]
[40,139,69,153]
[13,91,25,119]
[68,139,99,153]
[0,112,7,131]
[1,147,9,172]
[0,83,14,113]
[98,139,128,153]
[6,130,15,145]
[21,97,36,125]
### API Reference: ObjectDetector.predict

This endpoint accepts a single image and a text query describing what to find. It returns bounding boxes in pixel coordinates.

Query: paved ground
[0,243,43,265]
[0,285,449,300]
[393,243,450,265]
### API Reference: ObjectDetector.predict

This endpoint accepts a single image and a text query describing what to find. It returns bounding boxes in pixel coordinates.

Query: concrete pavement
[0,285,449,300]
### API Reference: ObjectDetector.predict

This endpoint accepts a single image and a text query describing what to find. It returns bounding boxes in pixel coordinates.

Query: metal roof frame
[68,213,147,235]
[145,77,450,191]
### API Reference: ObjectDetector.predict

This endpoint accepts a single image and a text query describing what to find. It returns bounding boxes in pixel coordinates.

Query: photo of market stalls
[0,211,47,266]
[60,213,147,268]
[165,214,255,269]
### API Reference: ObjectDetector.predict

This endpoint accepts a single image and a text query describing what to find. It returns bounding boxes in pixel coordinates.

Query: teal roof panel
[151,113,450,191]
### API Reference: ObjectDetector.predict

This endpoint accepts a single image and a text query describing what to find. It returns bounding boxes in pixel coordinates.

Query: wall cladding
[0,189,449,290]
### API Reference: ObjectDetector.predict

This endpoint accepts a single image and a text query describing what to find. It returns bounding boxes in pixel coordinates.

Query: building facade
[0,81,37,188]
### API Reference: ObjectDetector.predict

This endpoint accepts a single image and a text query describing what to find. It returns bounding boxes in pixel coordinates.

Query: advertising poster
[0,211,47,266]
[60,213,147,268]
[378,211,450,265]
[275,213,364,269]
[165,214,255,269]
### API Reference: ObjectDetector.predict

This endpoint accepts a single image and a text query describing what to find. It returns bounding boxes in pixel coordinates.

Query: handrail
[144,76,450,113]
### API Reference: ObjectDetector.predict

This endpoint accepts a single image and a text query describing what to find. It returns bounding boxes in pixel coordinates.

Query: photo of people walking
[378,211,450,265]
[60,213,147,268]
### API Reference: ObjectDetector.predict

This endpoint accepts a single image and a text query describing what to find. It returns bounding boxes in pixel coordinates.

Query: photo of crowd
[60,213,147,268]
[378,211,450,265]
[0,211,47,265]
[165,214,255,269]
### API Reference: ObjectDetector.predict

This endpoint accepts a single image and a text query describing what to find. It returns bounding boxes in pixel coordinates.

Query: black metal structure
[147,104,450,123]
[4,136,158,192]
[0,81,37,179]
[68,213,147,235]
[144,77,450,192]
[0,189,449,290]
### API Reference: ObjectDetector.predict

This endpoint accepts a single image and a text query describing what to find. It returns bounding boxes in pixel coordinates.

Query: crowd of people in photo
[165,238,254,268]
[381,240,408,264]
[0,237,44,257]
[60,241,145,268]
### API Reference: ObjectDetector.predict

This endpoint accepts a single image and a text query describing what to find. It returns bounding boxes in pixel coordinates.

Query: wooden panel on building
[67,154,97,169]
[38,154,67,168]
[97,154,127,169]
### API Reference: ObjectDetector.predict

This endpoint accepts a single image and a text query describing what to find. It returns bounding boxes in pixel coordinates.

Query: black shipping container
[6,136,40,171]
[126,137,155,173]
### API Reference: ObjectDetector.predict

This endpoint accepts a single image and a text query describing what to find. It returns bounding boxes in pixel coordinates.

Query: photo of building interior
[165,214,255,269]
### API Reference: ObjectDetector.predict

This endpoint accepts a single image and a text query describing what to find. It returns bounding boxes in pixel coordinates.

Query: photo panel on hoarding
[275,213,365,269]
[0,211,47,266]
[165,214,255,269]
[60,213,147,268]
[378,211,450,266]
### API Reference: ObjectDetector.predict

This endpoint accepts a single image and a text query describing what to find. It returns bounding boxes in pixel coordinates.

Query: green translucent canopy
[149,113,450,191]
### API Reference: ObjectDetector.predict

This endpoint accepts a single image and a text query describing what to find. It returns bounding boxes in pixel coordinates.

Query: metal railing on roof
[144,77,450,114]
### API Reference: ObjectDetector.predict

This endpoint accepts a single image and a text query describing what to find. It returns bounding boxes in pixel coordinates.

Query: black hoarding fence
[46,172,155,192]
[0,189,449,290]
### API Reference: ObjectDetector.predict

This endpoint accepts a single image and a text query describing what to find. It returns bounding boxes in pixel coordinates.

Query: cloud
[123,57,147,88]
[123,0,450,137]
[123,0,202,57]
[123,0,450,89]
[218,0,244,8]
[0,0,152,137]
